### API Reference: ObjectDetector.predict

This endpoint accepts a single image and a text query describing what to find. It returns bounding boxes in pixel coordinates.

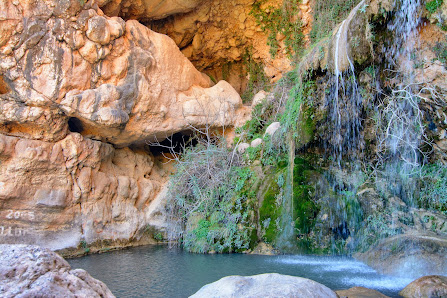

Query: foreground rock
[190,273,337,298]
[355,234,447,279]
[400,275,447,298]
[0,244,115,298]
[336,286,390,298]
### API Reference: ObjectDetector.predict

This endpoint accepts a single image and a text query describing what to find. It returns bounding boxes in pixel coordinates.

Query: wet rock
[190,273,338,298]
[336,286,390,298]
[355,234,447,279]
[250,242,278,255]
[400,275,447,298]
[0,244,115,298]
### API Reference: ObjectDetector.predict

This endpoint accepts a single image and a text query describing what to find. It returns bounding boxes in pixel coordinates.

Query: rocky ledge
[0,244,115,298]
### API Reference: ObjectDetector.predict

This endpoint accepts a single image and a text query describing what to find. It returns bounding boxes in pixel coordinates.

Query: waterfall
[379,0,424,205]
[387,0,422,71]
[329,0,365,163]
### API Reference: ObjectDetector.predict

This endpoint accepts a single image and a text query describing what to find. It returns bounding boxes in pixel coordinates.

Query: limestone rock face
[0,244,115,297]
[99,0,205,21]
[0,0,248,252]
[151,0,313,93]
[0,0,247,147]
[0,132,169,251]
[190,273,338,298]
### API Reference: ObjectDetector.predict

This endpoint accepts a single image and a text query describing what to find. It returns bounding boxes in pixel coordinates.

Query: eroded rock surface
[0,0,249,252]
[0,132,170,252]
[400,275,447,298]
[150,0,313,93]
[0,244,115,298]
[0,0,248,147]
[355,234,447,279]
[99,0,205,21]
[190,273,338,298]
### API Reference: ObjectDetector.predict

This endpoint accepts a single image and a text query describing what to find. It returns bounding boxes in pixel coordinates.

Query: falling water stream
[70,1,434,297]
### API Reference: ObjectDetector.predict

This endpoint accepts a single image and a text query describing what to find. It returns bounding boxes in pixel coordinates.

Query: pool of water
[68,245,412,298]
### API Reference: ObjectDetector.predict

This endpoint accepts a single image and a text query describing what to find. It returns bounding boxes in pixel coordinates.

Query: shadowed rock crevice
[67,117,84,133]
[148,131,197,156]
[0,75,10,94]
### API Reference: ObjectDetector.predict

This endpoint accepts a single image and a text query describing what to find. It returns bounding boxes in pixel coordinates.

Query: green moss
[259,169,287,244]
[426,0,443,13]
[241,50,270,104]
[250,0,304,59]
[433,37,447,68]
[293,158,319,237]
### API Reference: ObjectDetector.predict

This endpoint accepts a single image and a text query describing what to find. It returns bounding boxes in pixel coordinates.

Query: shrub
[165,137,257,253]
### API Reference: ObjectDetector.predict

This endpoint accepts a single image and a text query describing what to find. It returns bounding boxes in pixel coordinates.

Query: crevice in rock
[67,117,84,133]
[148,131,197,157]
[0,75,10,94]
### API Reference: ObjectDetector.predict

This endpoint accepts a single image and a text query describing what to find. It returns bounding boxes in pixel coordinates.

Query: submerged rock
[190,273,338,298]
[336,286,390,298]
[0,244,115,298]
[400,275,447,298]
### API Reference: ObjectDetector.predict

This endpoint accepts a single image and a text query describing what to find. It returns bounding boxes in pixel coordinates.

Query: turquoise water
[68,245,412,297]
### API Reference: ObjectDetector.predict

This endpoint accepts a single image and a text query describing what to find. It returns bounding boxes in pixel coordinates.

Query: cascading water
[322,0,367,253]
[329,0,365,163]
[378,0,424,205]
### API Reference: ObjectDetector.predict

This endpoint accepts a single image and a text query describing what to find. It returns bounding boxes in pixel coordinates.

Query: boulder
[400,275,447,298]
[336,286,390,298]
[0,244,115,298]
[190,273,338,298]
[355,234,447,279]
[237,142,250,154]
[252,90,268,107]
[251,138,263,148]
[264,122,281,138]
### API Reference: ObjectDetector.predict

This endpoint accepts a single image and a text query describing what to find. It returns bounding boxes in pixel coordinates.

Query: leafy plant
[418,163,447,215]
[241,50,270,103]
[250,0,304,58]
[433,37,447,68]
[165,136,257,253]
[310,0,361,43]
[426,0,444,13]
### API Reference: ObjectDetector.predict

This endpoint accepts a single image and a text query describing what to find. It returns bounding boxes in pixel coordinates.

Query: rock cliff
[0,0,249,253]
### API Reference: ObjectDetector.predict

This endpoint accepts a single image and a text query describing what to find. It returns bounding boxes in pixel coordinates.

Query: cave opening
[67,117,84,133]
[148,132,198,156]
